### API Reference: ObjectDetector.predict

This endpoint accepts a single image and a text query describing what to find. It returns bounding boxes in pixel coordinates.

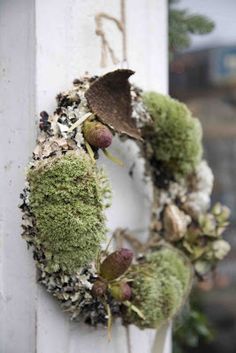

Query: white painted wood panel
[0,1,36,353]
[0,1,169,352]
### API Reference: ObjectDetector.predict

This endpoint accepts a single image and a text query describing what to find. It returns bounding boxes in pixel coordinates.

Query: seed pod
[100,248,133,281]
[91,280,108,297]
[83,121,113,149]
[110,281,132,301]
[39,111,50,132]
[163,204,190,242]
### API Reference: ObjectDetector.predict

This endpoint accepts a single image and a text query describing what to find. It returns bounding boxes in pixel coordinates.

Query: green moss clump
[143,92,203,179]
[27,151,111,274]
[126,247,192,329]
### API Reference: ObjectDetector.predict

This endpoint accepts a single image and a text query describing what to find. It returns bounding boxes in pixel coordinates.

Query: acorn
[91,280,108,297]
[100,248,133,281]
[109,281,132,301]
[83,120,113,149]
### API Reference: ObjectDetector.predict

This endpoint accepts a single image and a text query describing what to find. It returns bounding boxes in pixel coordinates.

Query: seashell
[163,204,190,242]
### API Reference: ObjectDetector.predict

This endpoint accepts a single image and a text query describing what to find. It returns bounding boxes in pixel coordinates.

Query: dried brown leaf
[85,69,141,140]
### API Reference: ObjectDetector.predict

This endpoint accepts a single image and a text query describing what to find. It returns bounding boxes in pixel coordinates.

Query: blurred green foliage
[173,295,214,353]
[169,0,215,58]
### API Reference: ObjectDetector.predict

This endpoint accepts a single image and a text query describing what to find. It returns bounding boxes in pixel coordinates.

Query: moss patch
[143,92,203,179]
[126,247,192,329]
[27,151,110,273]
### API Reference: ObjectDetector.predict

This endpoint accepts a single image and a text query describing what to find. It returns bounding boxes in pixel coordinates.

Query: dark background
[170,34,236,353]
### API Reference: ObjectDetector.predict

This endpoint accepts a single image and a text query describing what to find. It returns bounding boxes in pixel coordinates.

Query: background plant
[169,0,215,59]
[173,292,214,353]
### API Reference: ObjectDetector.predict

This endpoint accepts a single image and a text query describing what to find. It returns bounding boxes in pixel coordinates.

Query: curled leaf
[85,70,141,140]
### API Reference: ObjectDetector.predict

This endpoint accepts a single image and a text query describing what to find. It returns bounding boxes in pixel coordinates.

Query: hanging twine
[95,0,128,68]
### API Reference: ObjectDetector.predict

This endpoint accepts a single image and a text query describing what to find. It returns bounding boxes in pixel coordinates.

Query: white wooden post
[0,1,169,352]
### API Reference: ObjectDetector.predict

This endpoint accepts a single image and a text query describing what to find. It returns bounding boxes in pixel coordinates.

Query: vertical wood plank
[126,0,168,92]
[152,324,172,353]
[0,0,170,352]
[0,1,37,353]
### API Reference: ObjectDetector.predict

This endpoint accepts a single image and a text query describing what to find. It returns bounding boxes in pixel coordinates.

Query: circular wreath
[20,70,230,331]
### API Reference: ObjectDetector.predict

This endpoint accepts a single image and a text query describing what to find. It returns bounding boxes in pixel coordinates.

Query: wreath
[20,70,230,332]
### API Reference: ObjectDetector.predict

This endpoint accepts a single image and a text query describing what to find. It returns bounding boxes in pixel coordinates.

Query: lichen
[125,247,192,329]
[142,92,203,179]
[27,151,111,273]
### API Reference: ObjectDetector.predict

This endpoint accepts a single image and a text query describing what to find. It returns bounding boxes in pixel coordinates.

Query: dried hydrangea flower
[211,239,231,260]
[184,160,214,218]
[194,240,230,276]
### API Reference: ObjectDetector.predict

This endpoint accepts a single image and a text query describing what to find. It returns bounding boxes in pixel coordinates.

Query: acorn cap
[100,248,133,281]
[91,280,108,297]
[110,281,132,301]
[83,121,113,149]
